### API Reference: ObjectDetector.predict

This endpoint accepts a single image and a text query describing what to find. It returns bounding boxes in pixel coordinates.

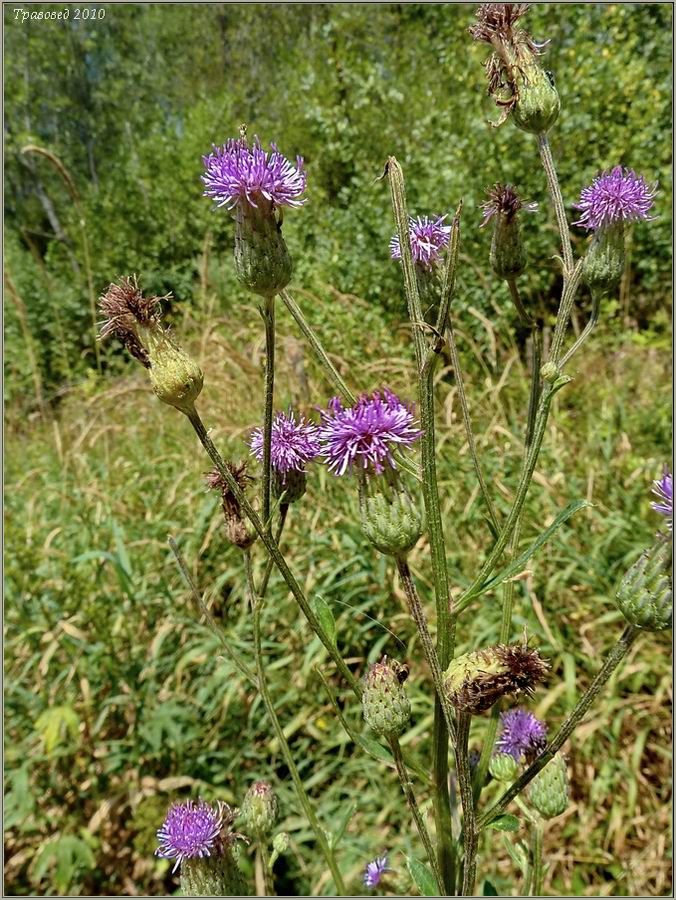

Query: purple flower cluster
[496,708,547,762]
[573,166,657,231]
[155,799,227,872]
[250,411,321,483]
[651,465,673,532]
[363,854,392,888]
[319,390,421,476]
[390,215,451,269]
[202,137,307,211]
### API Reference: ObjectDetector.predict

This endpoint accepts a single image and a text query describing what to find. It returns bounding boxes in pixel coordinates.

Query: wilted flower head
[202,136,307,211]
[249,411,321,482]
[206,462,256,548]
[319,390,421,476]
[573,167,657,231]
[389,215,451,269]
[469,2,533,45]
[480,183,537,227]
[155,799,245,873]
[98,275,165,367]
[651,465,673,532]
[363,854,392,889]
[496,708,547,762]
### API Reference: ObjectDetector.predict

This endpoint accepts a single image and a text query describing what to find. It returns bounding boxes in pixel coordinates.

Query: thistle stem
[247,553,347,896]
[478,624,640,829]
[389,736,444,893]
[456,712,478,897]
[259,503,288,598]
[548,258,585,365]
[259,844,276,897]
[537,134,574,276]
[261,294,276,529]
[530,818,544,896]
[184,405,359,694]
[559,287,602,369]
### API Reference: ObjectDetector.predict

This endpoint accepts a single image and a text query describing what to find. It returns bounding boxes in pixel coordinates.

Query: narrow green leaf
[327,802,356,849]
[479,499,592,595]
[406,856,440,896]
[356,733,394,765]
[486,813,520,832]
[311,595,336,647]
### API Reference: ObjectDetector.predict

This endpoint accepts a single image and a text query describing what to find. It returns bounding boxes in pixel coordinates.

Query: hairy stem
[548,258,585,365]
[184,405,360,694]
[478,624,640,828]
[559,287,602,369]
[259,844,276,897]
[537,134,574,276]
[247,553,347,895]
[261,294,276,529]
[530,818,544,896]
[389,736,444,893]
[456,712,477,897]
[259,503,288,598]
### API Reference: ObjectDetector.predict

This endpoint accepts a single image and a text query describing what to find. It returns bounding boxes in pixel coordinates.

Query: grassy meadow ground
[4,276,672,896]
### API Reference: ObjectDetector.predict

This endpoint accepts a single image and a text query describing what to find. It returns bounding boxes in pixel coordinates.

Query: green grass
[4,285,672,896]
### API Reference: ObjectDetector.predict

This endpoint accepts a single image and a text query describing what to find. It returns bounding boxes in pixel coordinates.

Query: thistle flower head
[469,3,533,44]
[155,799,244,873]
[389,215,451,270]
[98,275,166,367]
[651,465,673,532]
[206,462,256,548]
[202,136,307,211]
[319,390,421,476]
[573,167,657,231]
[496,708,547,762]
[249,410,321,483]
[480,183,537,227]
[363,854,392,889]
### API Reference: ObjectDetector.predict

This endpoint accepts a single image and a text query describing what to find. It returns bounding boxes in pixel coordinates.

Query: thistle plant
[98,4,671,896]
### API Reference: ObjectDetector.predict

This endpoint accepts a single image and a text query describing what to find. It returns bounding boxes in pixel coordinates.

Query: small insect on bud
[489,752,519,783]
[361,657,411,737]
[444,642,549,715]
[540,361,559,384]
[615,539,672,632]
[240,781,278,837]
[360,482,424,559]
[481,184,537,280]
[528,752,569,819]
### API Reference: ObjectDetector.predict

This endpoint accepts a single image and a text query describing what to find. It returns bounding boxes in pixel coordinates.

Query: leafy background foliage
[3,2,672,896]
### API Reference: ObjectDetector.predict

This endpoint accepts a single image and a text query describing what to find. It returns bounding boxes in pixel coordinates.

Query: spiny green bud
[489,752,519,782]
[444,642,549,715]
[234,202,292,298]
[180,853,250,897]
[512,64,560,135]
[240,781,278,836]
[272,832,289,856]
[615,539,672,631]
[360,485,424,558]
[581,223,625,296]
[361,657,411,737]
[540,361,559,384]
[528,753,569,819]
[481,184,537,281]
[142,330,204,413]
[273,468,306,505]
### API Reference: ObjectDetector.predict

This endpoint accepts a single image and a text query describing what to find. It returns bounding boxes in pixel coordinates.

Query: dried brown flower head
[98,275,167,367]
[206,463,256,549]
[480,183,538,227]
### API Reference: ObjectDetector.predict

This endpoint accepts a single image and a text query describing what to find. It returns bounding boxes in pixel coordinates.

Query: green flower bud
[489,752,519,782]
[141,328,204,413]
[528,753,569,819]
[180,852,250,897]
[444,643,549,715]
[273,468,306,505]
[540,361,559,384]
[581,223,625,296]
[512,64,560,135]
[234,202,292,298]
[615,539,672,631]
[272,832,289,856]
[360,484,424,559]
[240,781,278,836]
[361,657,411,737]
[481,184,537,281]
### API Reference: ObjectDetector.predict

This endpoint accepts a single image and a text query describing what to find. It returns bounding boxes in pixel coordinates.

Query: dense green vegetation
[4,3,672,897]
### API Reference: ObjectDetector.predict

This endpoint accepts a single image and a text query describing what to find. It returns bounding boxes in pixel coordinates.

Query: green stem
[537,134,574,276]
[548,259,585,365]
[559,287,602,369]
[530,818,544,896]
[247,553,347,896]
[507,278,536,329]
[167,536,257,687]
[456,712,478,897]
[478,624,639,829]
[258,843,276,897]
[280,289,355,404]
[389,736,444,893]
[184,405,360,694]
[261,294,276,529]
[259,503,288,598]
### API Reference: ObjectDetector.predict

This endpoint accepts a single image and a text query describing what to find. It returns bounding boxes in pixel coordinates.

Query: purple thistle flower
[496,708,547,763]
[363,855,392,889]
[651,465,673,532]
[249,410,321,482]
[202,137,307,211]
[573,166,657,231]
[390,215,451,269]
[155,799,229,873]
[319,390,422,476]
